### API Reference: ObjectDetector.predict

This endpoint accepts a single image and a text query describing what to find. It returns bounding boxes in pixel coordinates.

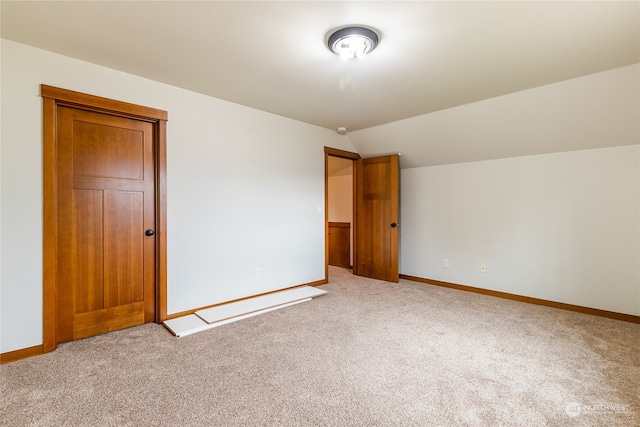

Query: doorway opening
[324,147,401,284]
[324,147,360,282]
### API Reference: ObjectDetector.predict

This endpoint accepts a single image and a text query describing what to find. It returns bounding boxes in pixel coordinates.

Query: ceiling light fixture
[327,26,379,60]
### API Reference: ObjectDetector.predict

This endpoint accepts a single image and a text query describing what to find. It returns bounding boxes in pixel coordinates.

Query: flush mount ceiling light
[327,26,379,60]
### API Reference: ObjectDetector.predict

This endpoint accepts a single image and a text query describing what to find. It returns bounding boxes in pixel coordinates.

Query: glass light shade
[328,26,379,60]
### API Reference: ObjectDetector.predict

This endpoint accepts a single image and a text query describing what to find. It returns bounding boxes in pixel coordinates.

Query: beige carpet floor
[1,266,639,426]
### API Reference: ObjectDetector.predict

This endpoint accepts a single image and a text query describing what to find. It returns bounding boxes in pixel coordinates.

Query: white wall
[401,145,640,315]
[328,174,353,224]
[0,39,356,353]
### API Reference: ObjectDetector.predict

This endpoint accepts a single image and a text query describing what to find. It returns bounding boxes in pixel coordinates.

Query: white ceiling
[2,1,639,165]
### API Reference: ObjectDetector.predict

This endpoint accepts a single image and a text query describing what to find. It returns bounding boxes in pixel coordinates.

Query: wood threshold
[400,274,640,324]
[165,281,327,321]
[1,345,44,364]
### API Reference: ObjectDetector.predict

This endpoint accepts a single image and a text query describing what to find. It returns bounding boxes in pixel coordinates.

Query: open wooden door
[354,154,400,282]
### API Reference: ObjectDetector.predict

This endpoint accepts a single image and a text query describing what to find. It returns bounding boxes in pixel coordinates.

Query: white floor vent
[163,286,327,337]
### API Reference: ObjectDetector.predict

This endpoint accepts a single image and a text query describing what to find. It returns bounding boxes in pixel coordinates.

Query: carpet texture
[1,266,639,426]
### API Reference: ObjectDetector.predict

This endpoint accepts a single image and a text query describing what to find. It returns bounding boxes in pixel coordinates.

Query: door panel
[104,190,145,307]
[328,222,351,268]
[56,106,155,344]
[355,155,400,282]
[74,189,105,314]
[72,120,144,180]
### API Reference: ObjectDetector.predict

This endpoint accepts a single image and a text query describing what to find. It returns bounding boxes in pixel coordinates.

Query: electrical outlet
[255,268,261,277]
[443,259,450,268]
[480,263,486,273]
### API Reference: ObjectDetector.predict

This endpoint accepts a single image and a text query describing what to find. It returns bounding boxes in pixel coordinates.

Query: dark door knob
[145,229,155,236]
[391,223,398,228]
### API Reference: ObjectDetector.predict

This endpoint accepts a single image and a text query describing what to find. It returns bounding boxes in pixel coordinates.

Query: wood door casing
[354,155,400,282]
[42,85,168,352]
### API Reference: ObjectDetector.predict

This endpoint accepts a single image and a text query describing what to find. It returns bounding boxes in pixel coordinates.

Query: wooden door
[354,155,400,282]
[55,106,156,343]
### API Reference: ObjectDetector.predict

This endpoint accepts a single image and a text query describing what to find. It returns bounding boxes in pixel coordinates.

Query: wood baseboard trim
[165,280,327,321]
[3,281,328,360]
[0,345,44,364]
[306,278,328,287]
[400,274,640,324]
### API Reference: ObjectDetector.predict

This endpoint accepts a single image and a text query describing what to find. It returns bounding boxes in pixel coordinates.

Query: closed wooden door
[55,106,156,343]
[354,155,400,282]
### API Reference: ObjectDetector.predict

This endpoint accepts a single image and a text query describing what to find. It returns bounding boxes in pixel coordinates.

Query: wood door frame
[324,147,360,282]
[42,85,168,353]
